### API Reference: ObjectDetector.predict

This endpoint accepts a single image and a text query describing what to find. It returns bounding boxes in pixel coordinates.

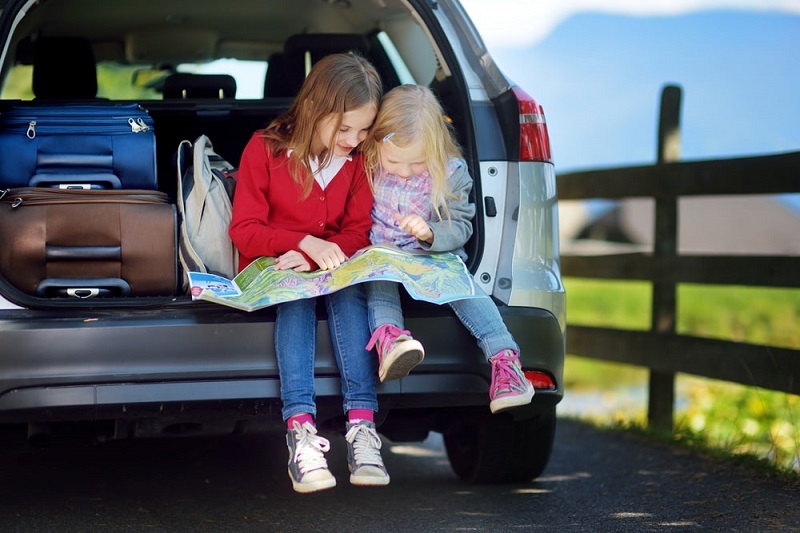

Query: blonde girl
[363,84,535,414]
[229,53,388,493]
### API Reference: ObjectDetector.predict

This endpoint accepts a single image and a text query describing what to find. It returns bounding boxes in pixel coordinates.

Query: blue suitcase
[0,103,157,190]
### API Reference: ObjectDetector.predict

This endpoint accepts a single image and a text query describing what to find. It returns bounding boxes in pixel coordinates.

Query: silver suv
[0,0,565,483]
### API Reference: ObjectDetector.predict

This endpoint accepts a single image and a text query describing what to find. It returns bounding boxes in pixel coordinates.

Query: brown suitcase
[0,188,178,297]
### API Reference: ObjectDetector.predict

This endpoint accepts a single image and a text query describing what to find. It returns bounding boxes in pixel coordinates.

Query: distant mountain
[489,11,800,172]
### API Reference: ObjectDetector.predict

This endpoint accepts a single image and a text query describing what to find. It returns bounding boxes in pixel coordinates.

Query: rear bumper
[0,302,564,426]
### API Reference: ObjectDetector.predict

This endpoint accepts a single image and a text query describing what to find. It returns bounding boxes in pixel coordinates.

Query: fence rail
[556,85,800,429]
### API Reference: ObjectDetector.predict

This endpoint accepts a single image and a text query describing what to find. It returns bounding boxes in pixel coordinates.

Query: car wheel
[443,406,556,483]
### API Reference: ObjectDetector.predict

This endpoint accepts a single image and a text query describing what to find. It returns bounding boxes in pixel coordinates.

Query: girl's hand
[298,235,347,270]
[395,213,433,244]
[274,249,312,272]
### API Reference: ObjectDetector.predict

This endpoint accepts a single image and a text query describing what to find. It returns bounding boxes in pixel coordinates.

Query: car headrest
[163,73,237,99]
[33,37,98,99]
[283,33,371,62]
[278,33,372,96]
[263,53,293,98]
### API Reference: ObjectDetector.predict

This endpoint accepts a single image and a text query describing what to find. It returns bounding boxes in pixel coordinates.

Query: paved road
[0,418,797,532]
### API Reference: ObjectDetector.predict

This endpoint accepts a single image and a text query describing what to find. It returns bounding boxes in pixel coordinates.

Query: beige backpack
[176,135,238,290]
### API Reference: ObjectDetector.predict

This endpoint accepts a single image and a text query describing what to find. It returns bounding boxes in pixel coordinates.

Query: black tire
[443,407,556,483]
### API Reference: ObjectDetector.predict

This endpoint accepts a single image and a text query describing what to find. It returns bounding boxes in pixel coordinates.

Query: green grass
[676,375,799,472]
[563,277,800,472]
[564,278,652,331]
[602,418,800,483]
[678,284,800,349]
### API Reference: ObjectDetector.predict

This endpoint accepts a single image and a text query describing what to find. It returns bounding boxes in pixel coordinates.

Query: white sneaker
[345,421,390,486]
[286,420,336,493]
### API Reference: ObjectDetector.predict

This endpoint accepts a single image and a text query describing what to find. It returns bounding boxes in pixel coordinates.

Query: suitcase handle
[30,173,123,190]
[36,278,132,298]
[46,245,121,262]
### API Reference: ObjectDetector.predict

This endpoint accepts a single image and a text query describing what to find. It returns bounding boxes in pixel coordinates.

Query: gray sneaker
[344,420,390,486]
[286,420,336,493]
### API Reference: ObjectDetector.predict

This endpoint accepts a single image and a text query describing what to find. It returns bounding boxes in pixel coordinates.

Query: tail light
[524,370,557,391]
[512,86,552,163]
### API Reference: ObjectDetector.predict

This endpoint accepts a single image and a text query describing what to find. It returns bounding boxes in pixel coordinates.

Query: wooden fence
[556,85,800,430]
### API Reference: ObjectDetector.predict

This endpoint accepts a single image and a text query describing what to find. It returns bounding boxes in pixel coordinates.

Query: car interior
[0,0,481,289]
[1,0,474,205]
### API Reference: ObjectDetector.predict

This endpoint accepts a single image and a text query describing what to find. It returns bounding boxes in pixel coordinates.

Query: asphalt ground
[0,418,797,532]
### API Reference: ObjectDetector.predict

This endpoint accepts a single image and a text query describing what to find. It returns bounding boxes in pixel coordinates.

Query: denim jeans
[366,280,518,361]
[275,284,378,421]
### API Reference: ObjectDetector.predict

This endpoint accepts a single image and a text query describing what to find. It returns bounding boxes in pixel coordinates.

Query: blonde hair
[263,53,382,199]
[364,84,462,221]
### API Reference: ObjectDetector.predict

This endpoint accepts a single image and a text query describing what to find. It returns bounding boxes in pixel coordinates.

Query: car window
[0,63,33,99]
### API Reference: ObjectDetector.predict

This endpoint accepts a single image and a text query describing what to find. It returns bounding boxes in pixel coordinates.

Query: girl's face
[313,104,377,158]
[379,140,428,179]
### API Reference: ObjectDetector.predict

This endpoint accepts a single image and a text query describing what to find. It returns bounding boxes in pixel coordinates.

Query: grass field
[563,278,800,472]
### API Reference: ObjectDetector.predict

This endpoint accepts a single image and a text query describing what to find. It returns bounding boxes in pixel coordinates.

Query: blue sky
[461,1,800,173]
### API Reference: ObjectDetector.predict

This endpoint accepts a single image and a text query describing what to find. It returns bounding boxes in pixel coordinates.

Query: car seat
[263,53,293,98]
[277,33,373,96]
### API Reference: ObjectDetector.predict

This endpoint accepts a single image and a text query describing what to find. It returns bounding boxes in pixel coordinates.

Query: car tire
[443,406,556,484]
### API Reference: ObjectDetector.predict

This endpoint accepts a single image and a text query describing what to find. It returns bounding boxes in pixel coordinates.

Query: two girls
[231,60,533,494]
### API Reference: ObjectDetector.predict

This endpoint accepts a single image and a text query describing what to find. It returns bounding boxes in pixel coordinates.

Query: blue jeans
[366,281,518,361]
[275,284,378,421]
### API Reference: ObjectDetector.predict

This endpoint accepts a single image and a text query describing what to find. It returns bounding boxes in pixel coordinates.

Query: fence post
[648,84,682,432]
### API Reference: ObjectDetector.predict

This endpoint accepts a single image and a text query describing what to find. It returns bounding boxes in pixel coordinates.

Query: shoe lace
[366,324,410,361]
[291,421,331,474]
[490,350,523,393]
[345,423,383,467]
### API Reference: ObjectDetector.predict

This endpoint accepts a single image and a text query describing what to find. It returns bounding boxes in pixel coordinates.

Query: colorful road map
[188,244,480,312]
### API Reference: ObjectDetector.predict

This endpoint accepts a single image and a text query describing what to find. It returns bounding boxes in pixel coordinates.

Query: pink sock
[287,413,314,431]
[347,409,374,424]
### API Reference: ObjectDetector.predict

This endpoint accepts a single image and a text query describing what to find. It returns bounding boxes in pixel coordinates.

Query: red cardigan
[229,132,374,271]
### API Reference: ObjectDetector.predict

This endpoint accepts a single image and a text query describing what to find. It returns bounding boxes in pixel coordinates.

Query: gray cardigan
[417,158,476,261]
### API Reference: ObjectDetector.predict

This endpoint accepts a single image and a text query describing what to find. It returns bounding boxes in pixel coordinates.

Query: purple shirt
[370,167,434,250]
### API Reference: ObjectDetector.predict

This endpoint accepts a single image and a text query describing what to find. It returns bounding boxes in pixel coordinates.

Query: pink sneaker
[366,324,425,382]
[489,349,534,413]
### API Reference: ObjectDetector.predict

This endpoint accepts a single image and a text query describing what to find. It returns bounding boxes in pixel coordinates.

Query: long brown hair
[263,53,382,198]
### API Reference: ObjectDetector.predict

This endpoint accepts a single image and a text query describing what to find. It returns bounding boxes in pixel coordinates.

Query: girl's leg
[448,291,533,414]
[277,298,336,493]
[326,284,379,414]
[365,281,424,382]
[327,285,390,486]
[366,281,405,332]
[448,289,519,360]
[275,298,318,421]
